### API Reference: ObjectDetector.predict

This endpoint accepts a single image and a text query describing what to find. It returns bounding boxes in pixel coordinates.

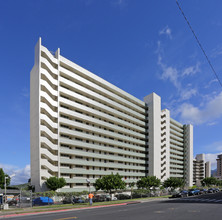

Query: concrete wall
[161,109,170,181]
[144,93,161,179]
[205,161,211,178]
[196,154,205,161]
[30,38,41,191]
[184,124,193,187]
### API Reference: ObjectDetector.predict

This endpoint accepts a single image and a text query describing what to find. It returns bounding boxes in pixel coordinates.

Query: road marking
[117,209,128,212]
[154,211,165,213]
[168,208,175,210]
[188,210,200,213]
[54,217,77,220]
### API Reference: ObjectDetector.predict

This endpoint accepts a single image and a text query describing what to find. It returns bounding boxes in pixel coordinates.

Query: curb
[0,203,127,219]
[126,201,141,205]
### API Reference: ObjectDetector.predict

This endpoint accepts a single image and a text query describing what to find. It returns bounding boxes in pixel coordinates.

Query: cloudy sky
[0,0,222,184]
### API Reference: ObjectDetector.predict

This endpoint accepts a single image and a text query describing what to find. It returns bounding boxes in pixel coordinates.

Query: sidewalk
[0,197,169,219]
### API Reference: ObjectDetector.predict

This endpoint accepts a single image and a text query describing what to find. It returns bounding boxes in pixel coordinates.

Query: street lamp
[4,176,8,204]
[4,174,15,205]
[86,178,91,194]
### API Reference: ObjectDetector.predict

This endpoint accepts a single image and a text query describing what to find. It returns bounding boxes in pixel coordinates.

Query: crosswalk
[177,197,222,203]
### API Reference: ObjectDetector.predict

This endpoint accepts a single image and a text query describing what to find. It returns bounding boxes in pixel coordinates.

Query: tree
[216,180,222,187]
[163,177,184,191]
[129,182,135,199]
[45,177,66,191]
[201,177,217,187]
[136,176,161,190]
[27,178,35,192]
[94,173,126,196]
[0,168,10,189]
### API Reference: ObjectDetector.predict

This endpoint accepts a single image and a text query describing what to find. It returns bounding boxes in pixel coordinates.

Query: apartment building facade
[193,154,211,186]
[216,154,222,177]
[30,38,193,192]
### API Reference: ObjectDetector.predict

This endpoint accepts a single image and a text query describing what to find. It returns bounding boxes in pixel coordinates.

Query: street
[3,192,222,220]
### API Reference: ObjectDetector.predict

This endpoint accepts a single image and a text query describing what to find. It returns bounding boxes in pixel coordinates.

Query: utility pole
[86,179,91,193]
[30,190,33,207]
[4,176,8,204]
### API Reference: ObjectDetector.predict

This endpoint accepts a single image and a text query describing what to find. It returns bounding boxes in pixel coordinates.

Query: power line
[176,0,222,88]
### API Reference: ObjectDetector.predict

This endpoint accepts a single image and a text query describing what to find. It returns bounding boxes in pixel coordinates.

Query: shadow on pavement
[161,192,222,204]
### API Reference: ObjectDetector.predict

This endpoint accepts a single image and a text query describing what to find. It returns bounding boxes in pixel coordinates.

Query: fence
[1,188,172,209]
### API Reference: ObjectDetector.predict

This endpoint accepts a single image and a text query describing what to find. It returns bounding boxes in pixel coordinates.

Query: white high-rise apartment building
[30,38,193,192]
[216,154,222,177]
[193,154,211,186]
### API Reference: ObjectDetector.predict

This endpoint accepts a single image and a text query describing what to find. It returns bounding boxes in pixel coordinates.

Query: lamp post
[4,174,15,205]
[86,179,91,194]
[4,176,8,204]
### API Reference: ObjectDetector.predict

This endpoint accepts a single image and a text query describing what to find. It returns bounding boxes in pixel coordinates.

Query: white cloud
[160,65,180,89]
[207,121,218,126]
[204,79,218,88]
[156,41,199,101]
[182,62,200,77]
[159,26,172,39]
[0,164,30,185]
[180,88,197,101]
[117,0,124,4]
[158,59,199,100]
[157,42,180,90]
[178,92,222,124]
[205,141,222,152]
[112,0,127,7]
[211,45,222,58]
[21,87,29,98]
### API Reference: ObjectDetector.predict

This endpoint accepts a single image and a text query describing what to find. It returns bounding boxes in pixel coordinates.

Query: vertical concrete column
[30,37,41,192]
[184,124,193,187]
[144,93,161,179]
[162,109,170,181]
[205,161,211,178]
[55,48,61,181]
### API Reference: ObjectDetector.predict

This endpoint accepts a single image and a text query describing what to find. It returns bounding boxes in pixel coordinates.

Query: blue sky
[1,0,222,184]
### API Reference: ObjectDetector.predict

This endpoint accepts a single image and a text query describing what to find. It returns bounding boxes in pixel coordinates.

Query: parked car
[112,196,118,201]
[199,189,207,194]
[72,197,85,204]
[214,188,220,193]
[188,189,199,196]
[21,197,31,203]
[93,195,106,202]
[116,194,131,200]
[62,197,73,204]
[8,198,18,206]
[172,190,188,198]
[33,197,54,206]
[188,189,195,196]
[93,194,111,202]
[193,189,200,195]
[207,188,214,193]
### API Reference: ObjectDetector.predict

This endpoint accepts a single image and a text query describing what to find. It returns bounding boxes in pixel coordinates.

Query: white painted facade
[216,154,222,177]
[193,154,211,186]
[205,161,211,178]
[30,38,193,192]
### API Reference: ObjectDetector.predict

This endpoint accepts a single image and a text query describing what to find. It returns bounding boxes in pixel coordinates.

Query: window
[76,183,83,186]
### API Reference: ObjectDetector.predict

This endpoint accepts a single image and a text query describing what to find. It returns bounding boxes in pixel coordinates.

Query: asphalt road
[3,192,222,220]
